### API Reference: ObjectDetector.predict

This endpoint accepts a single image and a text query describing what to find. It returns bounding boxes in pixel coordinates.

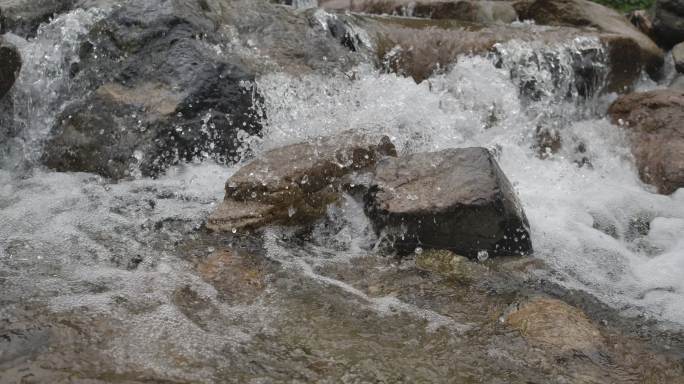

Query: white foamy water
[1,12,683,379]
[253,39,684,325]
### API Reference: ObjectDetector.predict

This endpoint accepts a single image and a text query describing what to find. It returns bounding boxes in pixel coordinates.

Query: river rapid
[1,3,684,383]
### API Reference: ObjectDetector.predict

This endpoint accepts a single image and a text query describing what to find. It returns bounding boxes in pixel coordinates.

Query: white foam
[254,39,684,325]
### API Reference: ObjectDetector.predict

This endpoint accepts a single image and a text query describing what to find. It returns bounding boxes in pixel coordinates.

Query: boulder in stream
[652,0,684,49]
[364,147,533,257]
[207,131,397,232]
[608,90,684,195]
[41,0,362,180]
[0,39,21,100]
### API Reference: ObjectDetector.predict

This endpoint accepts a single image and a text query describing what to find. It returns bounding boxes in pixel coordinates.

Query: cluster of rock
[0,0,679,187]
[611,0,684,195]
[208,131,533,257]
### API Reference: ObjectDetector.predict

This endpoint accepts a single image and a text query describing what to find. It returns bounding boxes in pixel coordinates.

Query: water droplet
[477,250,489,262]
[414,247,423,255]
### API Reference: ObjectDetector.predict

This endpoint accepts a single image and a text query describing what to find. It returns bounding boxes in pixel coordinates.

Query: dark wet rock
[41,0,364,180]
[514,0,664,85]
[504,297,604,353]
[364,147,533,257]
[628,9,655,40]
[673,42,684,73]
[0,39,21,100]
[207,131,397,232]
[0,0,75,37]
[652,0,684,49]
[608,90,684,194]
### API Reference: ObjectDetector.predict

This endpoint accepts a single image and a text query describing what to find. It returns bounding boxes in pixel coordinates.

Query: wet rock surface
[514,0,664,87]
[0,39,21,100]
[208,131,396,232]
[41,0,263,179]
[40,0,363,180]
[608,89,684,194]
[652,0,684,49]
[321,0,518,23]
[364,147,533,257]
[0,0,75,37]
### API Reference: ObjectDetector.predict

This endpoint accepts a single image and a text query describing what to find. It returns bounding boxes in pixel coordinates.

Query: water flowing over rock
[514,0,664,85]
[652,0,684,49]
[608,90,684,195]
[327,10,657,91]
[40,0,363,179]
[0,39,21,99]
[364,147,533,257]
[0,0,75,37]
[320,0,518,23]
[207,131,396,232]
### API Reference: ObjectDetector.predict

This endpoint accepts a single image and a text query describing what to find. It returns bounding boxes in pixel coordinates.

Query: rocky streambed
[2,0,684,383]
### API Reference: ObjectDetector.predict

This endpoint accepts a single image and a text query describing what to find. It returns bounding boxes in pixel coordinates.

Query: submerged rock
[415,249,489,282]
[504,297,604,353]
[207,131,396,232]
[514,0,664,87]
[608,90,684,195]
[0,39,21,100]
[652,0,684,49]
[364,147,533,257]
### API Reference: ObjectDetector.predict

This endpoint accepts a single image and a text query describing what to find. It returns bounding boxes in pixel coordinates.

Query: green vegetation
[592,0,655,13]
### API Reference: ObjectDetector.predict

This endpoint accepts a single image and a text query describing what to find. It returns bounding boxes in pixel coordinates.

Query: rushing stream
[1,3,684,383]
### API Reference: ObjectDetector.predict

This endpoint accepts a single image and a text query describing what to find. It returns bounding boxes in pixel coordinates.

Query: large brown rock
[514,0,665,88]
[608,90,684,195]
[207,131,397,232]
[364,147,532,257]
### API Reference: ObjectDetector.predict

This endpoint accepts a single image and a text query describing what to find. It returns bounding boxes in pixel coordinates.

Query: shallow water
[1,5,684,383]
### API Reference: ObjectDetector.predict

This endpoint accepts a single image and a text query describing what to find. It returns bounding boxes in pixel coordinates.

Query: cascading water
[253,36,684,325]
[1,5,684,383]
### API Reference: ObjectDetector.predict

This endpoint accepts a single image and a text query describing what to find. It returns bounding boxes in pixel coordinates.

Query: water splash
[0,8,107,169]
[253,38,684,325]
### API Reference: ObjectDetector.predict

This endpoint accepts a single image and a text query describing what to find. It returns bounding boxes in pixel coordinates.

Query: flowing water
[1,6,684,384]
